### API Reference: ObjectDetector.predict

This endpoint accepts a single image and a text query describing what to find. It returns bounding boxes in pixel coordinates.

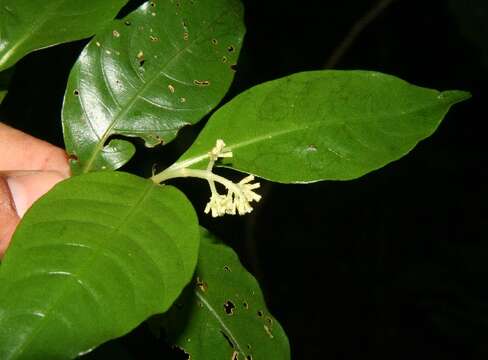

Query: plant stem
[151,168,241,195]
[324,0,397,69]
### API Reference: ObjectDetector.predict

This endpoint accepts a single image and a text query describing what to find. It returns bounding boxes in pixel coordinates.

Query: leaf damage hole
[230,64,237,71]
[196,277,208,292]
[243,301,249,310]
[150,1,156,6]
[112,30,120,38]
[153,135,164,145]
[264,324,274,339]
[222,56,228,63]
[227,45,235,53]
[246,355,253,360]
[212,38,218,45]
[168,84,175,93]
[183,32,189,41]
[73,89,79,96]
[173,345,191,360]
[68,154,79,162]
[257,310,263,317]
[150,35,159,42]
[265,316,273,327]
[194,79,210,87]
[224,265,231,272]
[221,330,235,349]
[307,144,318,152]
[137,51,145,66]
[124,20,131,26]
[224,300,235,315]
[231,351,239,360]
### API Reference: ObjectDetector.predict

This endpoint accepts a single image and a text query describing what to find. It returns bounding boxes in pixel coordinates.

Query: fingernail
[6,177,28,217]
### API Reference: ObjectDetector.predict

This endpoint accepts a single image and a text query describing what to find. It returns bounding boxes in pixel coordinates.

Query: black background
[1,0,487,358]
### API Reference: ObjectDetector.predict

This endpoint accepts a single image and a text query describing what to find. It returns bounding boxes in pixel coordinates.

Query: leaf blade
[0,172,199,359]
[175,70,470,183]
[62,0,245,174]
[0,0,129,71]
[159,229,291,360]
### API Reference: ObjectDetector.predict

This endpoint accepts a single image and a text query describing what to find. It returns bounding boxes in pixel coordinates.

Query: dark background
[1,0,487,358]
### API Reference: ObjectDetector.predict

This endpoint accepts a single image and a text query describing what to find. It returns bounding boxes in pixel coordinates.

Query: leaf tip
[438,90,472,105]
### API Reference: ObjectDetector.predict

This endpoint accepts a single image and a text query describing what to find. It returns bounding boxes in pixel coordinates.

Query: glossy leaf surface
[62,0,245,175]
[175,70,470,183]
[0,172,199,359]
[160,229,290,360]
[0,0,129,71]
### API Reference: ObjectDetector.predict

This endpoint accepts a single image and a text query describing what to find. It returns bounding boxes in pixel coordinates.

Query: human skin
[0,123,70,256]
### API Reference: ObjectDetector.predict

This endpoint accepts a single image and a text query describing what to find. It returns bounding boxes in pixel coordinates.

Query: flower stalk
[151,140,261,217]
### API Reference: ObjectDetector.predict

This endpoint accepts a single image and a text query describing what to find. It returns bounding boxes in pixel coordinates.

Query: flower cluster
[208,139,233,162]
[203,140,261,217]
[204,174,262,217]
[150,139,262,218]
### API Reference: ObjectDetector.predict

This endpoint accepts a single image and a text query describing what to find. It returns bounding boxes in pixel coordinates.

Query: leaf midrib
[175,99,447,170]
[0,0,66,69]
[81,7,231,173]
[8,181,156,358]
[195,290,246,356]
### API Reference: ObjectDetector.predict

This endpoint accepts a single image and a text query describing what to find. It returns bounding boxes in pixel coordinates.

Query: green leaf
[159,228,290,360]
[174,70,471,183]
[0,171,199,359]
[0,68,14,104]
[0,0,129,71]
[62,0,245,175]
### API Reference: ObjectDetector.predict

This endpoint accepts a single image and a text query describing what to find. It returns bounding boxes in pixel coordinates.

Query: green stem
[151,168,242,196]
[206,153,218,199]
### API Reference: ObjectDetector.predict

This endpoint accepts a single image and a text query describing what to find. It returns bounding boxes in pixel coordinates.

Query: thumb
[0,171,67,256]
[7,171,67,217]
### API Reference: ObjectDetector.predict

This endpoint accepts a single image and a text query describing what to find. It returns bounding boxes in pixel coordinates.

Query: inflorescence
[152,139,261,217]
